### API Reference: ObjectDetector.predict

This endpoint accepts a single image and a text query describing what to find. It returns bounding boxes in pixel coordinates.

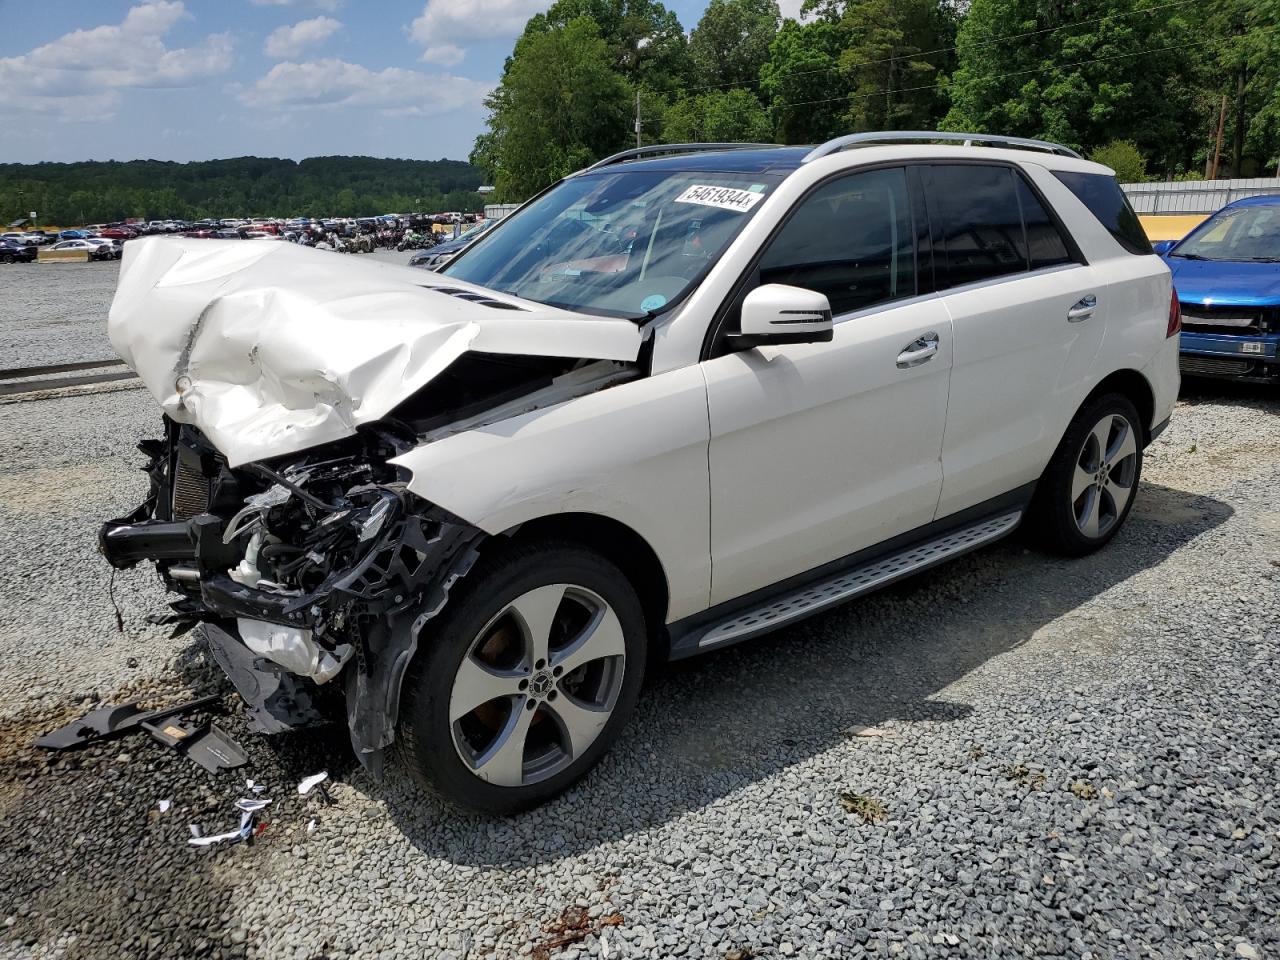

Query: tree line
[471,0,1280,200]
[0,156,484,226]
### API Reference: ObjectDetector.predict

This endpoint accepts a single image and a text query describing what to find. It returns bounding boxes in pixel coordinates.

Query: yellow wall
[1140,214,1208,242]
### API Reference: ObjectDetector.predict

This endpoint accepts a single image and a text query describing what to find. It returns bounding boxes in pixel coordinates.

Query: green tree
[1194,0,1280,176]
[518,0,690,94]
[943,0,1198,171]
[760,19,850,143]
[478,17,632,200]
[662,89,774,143]
[1091,140,1149,182]
[688,0,781,91]
[815,0,956,132]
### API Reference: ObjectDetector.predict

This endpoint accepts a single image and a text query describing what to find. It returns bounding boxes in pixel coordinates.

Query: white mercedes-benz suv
[101,132,1180,813]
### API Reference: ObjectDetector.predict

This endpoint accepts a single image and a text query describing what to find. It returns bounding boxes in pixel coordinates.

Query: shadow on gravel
[372,481,1233,866]
[1179,375,1280,410]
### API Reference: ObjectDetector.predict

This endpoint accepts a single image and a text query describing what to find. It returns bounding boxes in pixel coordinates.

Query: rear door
[925,162,1105,518]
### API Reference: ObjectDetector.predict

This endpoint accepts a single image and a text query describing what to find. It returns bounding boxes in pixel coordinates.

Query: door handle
[1067,294,1097,322]
[896,332,940,368]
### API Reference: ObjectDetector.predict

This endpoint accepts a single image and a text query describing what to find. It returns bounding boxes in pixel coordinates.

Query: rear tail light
[1167,288,1182,337]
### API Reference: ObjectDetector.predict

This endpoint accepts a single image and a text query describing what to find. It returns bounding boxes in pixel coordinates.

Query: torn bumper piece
[201,622,324,735]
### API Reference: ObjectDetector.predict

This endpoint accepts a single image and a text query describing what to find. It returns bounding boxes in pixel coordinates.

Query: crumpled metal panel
[108,237,643,466]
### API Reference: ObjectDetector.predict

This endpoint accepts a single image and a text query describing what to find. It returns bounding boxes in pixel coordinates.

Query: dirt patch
[0,462,126,515]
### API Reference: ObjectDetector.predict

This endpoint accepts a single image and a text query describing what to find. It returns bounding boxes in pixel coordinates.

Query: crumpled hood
[1166,256,1280,307]
[108,237,643,466]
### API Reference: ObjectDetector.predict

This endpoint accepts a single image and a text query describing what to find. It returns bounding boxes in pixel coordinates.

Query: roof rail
[581,142,783,174]
[802,131,1083,163]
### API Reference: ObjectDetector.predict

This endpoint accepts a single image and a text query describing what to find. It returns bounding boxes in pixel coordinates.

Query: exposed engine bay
[101,352,640,770]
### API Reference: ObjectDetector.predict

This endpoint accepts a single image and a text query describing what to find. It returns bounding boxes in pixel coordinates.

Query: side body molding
[391,365,712,621]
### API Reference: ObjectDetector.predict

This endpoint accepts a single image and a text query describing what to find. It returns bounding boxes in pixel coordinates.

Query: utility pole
[635,90,642,149]
[1210,94,1227,180]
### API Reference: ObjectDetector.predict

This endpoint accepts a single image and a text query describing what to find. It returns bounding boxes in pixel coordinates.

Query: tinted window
[1052,171,1152,256]
[1014,175,1074,269]
[928,165,1026,288]
[756,167,915,315]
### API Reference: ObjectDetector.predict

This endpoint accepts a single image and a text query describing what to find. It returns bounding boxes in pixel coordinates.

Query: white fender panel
[392,365,712,621]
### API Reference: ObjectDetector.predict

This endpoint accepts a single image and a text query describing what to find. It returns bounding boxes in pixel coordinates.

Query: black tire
[1,254,14,264]
[397,540,647,815]
[1029,392,1144,556]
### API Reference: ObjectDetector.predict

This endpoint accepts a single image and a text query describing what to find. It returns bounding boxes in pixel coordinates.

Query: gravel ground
[0,269,1277,959]
[0,249,412,369]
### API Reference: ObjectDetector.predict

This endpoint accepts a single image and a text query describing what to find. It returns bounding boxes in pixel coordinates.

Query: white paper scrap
[297,771,329,796]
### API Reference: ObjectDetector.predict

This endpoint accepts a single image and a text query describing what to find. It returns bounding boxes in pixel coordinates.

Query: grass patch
[839,791,888,824]
[1003,763,1047,789]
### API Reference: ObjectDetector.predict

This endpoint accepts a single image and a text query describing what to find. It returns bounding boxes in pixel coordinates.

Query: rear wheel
[397,542,646,814]
[1030,392,1143,555]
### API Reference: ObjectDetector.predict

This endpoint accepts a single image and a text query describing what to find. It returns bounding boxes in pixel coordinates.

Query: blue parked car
[1155,195,1280,381]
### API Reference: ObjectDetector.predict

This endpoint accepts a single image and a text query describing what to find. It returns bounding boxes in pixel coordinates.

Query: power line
[775,28,1248,111]
[680,0,1204,96]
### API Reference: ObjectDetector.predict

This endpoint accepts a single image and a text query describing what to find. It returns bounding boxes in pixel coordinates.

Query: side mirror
[1151,239,1177,256]
[731,283,834,348]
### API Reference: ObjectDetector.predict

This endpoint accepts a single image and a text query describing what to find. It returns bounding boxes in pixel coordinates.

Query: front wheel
[397,542,647,814]
[1030,392,1144,555]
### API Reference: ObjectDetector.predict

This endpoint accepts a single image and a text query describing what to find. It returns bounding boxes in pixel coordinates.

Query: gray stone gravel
[0,258,1277,960]
[0,259,121,368]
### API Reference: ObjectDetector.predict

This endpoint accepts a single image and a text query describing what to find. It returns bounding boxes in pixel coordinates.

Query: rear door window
[926,165,1027,288]
[1014,175,1074,270]
[1052,170,1152,256]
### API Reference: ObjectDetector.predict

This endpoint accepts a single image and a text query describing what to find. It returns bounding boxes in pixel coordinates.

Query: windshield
[442,169,778,318]
[1174,204,1280,262]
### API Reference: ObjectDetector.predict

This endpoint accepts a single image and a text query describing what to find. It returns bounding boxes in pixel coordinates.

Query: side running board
[691,511,1022,652]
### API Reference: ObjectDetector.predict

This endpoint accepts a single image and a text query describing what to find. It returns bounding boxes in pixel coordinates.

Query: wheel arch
[498,512,672,666]
[1081,368,1156,444]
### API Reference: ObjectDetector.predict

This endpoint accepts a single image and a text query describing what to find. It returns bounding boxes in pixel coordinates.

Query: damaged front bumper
[100,420,483,770]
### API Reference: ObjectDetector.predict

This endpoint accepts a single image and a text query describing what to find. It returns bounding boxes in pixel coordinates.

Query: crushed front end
[100,417,483,771]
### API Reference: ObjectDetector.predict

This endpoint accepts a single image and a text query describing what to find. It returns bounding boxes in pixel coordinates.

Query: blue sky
[0,0,802,165]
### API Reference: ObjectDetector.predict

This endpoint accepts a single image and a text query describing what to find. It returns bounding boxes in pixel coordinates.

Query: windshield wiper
[1240,256,1280,263]
[1170,253,1212,261]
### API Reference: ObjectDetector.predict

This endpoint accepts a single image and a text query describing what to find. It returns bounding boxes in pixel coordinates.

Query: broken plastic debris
[297,771,328,796]
[234,797,272,814]
[157,799,172,814]
[187,811,254,847]
[306,819,317,834]
[34,694,219,751]
[246,779,267,794]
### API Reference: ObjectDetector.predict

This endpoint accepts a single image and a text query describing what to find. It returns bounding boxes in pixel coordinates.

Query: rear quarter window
[1052,171,1152,256]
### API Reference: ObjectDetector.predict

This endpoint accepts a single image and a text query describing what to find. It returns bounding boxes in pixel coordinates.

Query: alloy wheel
[449,584,626,788]
[1071,412,1138,538]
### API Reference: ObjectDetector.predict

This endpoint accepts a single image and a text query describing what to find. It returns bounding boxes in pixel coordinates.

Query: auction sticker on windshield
[675,184,766,213]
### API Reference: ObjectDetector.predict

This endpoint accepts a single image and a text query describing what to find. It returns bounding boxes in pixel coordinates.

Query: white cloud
[0,1,232,120]
[251,0,343,11]
[777,0,806,18]
[241,58,492,117]
[409,0,551,65]
[264,16,342,58]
